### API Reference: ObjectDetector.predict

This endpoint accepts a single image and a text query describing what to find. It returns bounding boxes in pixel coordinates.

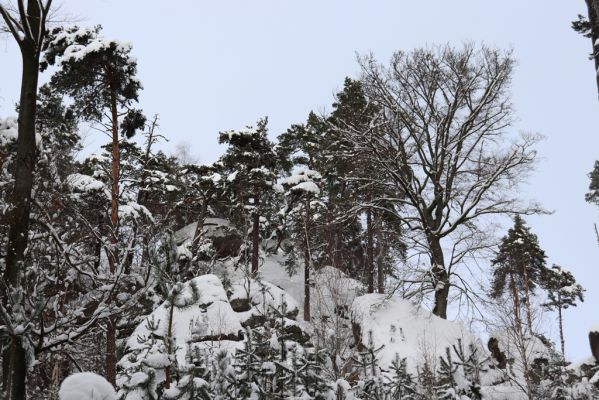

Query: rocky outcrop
[590,328,599,362]
[172,218,242,260]
[488,337,508,369]
[350,294,482,372]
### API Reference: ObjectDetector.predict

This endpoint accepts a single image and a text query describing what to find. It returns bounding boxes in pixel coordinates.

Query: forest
[1,1,599,400]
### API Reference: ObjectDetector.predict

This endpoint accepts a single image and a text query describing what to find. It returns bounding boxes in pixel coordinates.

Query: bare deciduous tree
[341,44,541,319]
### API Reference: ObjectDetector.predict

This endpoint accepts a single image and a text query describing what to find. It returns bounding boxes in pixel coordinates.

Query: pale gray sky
[1,0,598,361]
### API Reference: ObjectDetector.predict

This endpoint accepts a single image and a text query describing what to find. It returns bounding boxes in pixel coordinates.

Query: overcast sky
[1,0,598,361]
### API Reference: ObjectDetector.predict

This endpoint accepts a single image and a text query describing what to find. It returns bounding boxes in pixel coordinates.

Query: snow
[119,201,154,222]
[60,37,132,65]
[59,372,116,400]
[67,173,106,193]
[292,181,320,194]
[282,168,321,195]
[0,117,17,147]
[351,293,482,372]
[226,170,238,182]
[221,127,258,141]
[479,385,528,400]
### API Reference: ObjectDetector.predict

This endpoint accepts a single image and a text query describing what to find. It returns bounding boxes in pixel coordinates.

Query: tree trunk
[366,208,374,293]
[522,267,533,332]
[164,300,175,389]
[251,197,260,275]
[375,210,384,294]
[429,237,449,319]
[558,297,565,356]
[304,198,311,322]
[3,32,42,400]
[105,87,120,387]
[510,274,523,336]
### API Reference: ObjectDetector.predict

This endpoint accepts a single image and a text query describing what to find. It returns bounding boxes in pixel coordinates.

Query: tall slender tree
[490,216,547,333]
[542,264,585,356]
[41,25,145,385]
[282,168,322,321]
[0,2,53,399]
[219,118,277,275]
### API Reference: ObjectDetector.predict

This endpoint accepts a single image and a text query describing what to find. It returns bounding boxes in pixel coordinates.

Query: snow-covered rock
[230,277,299,322]
[59,372,116,400]
[172,218,242,259]
[350,293,482,372]
[0,116,17,147]
[125,274,243,364]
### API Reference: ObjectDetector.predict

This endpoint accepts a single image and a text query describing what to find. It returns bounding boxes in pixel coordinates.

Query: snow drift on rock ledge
[351,293,482,372]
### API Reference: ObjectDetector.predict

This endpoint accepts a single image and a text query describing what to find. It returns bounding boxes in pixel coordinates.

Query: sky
[1,0,598,361]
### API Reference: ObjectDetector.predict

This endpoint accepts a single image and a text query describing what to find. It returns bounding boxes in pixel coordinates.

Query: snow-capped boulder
[125,274,243,362]
[59,372,116,400]
[118,275,244,399]
[590,323,599,362]
[229,278,299,321]
[172,218,242,259]
[350,294,482,372]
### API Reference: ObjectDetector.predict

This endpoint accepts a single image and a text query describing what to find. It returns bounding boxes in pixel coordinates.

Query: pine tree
[42,24,146,384]
[542,264,585,356]
[452,340,487,400]
[218,118,278,275]
[490,215,547,333]
[436,347,459,400]
[282,168,322,322]
[353,331,385,400]
[384,355,418,400]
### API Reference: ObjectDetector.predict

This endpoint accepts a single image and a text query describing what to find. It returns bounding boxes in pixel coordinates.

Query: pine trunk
[510,274,523,335]
[251,197,260,275]
[105,86,120,387]
[366,208,374,293]
[304,198,311,322]
[558,296,565,356]
[522,267,533,332]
